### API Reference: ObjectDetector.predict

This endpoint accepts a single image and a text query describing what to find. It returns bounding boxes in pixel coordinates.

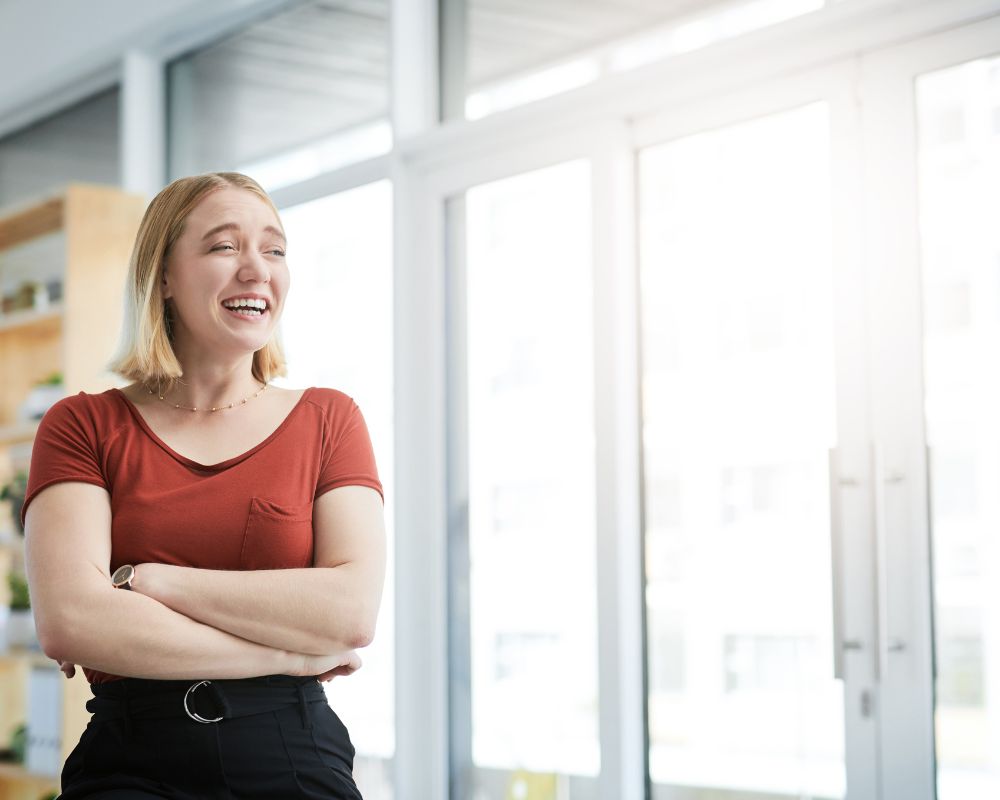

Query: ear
[161,264,172,300]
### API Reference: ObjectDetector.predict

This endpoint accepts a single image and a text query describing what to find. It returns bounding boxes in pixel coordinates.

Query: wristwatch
[111,564,136,591]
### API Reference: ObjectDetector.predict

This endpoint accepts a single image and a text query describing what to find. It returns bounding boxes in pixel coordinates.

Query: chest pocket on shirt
[240,496,314,570]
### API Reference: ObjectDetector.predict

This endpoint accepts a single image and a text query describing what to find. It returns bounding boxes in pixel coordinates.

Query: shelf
[0,422,38,449]
[0,304,63,336]
[0,649,52,670]
[0,761,57,783]
[0,196,63,254]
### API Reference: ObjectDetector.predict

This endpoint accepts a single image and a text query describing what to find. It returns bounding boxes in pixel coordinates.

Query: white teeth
[222,298,267,310]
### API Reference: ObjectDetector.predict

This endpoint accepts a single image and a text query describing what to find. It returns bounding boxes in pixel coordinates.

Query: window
[275,180,395,799]
[168,0,390,187]
[640,102,844,799]
[442,0,823,120]
[0,87,119,208]
[453,159,600,795]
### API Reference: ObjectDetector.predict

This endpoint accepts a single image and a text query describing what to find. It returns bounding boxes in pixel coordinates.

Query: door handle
[830,445,905,683]
[829,447,864,680]
[871,441,906,682]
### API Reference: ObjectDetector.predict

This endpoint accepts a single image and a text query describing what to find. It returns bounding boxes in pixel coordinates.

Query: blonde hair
[106,172,288,394]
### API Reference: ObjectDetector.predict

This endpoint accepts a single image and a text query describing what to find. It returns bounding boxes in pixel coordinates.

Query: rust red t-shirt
[20,386,383,685]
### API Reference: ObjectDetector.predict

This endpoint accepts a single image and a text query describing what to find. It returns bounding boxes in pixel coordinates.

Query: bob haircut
[106,172,288,394]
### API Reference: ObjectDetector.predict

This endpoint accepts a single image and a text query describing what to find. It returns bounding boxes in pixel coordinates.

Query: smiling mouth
[220,297,270,317]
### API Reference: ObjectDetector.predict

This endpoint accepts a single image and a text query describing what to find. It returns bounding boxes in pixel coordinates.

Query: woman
[20,172,386,799]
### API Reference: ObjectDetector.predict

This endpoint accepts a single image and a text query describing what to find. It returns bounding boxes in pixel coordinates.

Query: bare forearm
[136,564,371,655]
[52,585,303,680]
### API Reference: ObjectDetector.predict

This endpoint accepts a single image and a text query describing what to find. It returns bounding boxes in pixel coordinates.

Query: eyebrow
[201,222,287,244]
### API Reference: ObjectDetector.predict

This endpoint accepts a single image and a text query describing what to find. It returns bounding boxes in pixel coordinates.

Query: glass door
[639,102,837,800]
[633,70,879,800]
[859,14,1000,800]
[913,35,1000,800]
[434,62,886,799]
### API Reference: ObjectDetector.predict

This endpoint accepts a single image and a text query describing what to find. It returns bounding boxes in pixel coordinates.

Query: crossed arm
[27,482,385,680]
[131,485,386,655]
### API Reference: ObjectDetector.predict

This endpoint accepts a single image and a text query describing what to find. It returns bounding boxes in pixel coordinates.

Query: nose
[236,249,271,284]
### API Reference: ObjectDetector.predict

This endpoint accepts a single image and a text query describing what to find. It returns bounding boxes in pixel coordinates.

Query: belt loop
[296,683,311,730]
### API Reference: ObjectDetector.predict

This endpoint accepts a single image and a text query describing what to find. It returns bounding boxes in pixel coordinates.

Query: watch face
[112,565,134,586]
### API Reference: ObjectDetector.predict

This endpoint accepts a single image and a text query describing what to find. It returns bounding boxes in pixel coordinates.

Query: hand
[315,653,362,682]
[56,660,76,679]
[129,562,152,595]
[297,650,362,681]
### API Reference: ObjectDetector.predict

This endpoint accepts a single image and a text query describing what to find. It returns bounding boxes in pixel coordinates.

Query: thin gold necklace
[144,380,268,412]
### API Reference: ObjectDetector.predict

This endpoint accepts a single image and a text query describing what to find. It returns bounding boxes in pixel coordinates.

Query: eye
[211,244,236,252]
[269,248,286,257]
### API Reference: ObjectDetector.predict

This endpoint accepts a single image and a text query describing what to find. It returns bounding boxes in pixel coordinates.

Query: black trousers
[58,674,363,799]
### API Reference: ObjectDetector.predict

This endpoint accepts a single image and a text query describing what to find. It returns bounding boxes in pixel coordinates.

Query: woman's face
[162,186,289,357]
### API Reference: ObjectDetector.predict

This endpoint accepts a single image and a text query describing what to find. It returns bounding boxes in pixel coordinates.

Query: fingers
[316,661,363,682]
[56,660,76,679]
[311,650,364,682]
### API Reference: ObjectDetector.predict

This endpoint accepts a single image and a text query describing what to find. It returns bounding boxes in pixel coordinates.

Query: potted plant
[0,721,23,763]
[1,469,28,536]
[5,572,37,650]
[17,371,64,423]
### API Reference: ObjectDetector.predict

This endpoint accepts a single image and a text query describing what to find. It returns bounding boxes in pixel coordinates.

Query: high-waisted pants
[57,674,363,799]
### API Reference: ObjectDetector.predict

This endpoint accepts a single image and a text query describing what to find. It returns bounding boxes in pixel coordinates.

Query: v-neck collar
[112,386,313,471]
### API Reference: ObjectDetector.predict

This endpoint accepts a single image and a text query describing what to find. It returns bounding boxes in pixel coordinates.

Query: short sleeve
[20,395,110,528]
[315,397,384,503]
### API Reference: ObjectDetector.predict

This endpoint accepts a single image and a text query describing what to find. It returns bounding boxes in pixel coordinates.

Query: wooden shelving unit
[0,306,63,337]
[0,764,52,800]
[0,184,146,800]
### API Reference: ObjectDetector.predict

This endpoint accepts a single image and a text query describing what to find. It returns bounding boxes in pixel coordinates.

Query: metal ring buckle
[183,680,224,724]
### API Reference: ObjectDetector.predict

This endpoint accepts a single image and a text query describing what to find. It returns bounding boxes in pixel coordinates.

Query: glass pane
[168,1,389,183]
[275,180,394,800]
[444,0,821,120]
[462,160,599,797]
[639,102,844,799]
[918,54,1000,800]
[0,87,119,208]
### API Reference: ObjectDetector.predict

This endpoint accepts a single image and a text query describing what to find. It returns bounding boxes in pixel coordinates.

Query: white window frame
[395,3,998,799]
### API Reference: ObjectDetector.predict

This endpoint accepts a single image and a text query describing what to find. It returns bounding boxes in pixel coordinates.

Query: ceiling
[467,0,732,87]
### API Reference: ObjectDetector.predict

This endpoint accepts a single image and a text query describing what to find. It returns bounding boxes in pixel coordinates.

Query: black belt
[87,675,325,738]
